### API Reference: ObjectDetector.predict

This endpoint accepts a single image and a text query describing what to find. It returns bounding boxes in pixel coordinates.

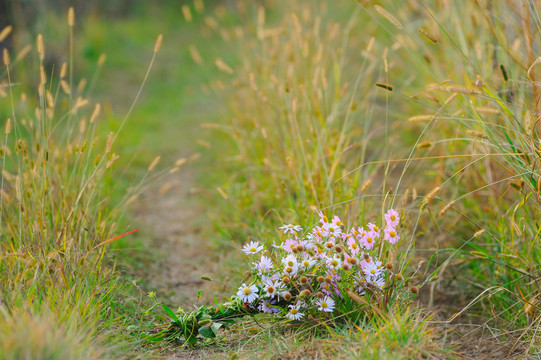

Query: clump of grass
[352,0,541,354]
[0,309,104,360]
[0,10,164,357]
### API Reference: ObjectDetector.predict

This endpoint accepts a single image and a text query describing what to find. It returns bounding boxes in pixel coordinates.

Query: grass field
[0,0,540,359]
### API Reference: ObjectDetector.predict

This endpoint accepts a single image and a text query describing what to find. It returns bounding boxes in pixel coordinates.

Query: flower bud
[395,274,403,281]
[299,276,308,284]
[316,291,325,299]
[317,276,325,283]
[283,276,291,284]
[410,286,418,294]
[349,258,358,265]
[296,244,304,252]
[334,245,342,253]
[300,289,311,297]
[283,292,292,301]
[386,262,393,270]
[324,276,332,284]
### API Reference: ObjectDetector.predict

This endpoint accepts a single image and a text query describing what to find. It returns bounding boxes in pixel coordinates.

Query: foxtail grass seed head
[105,132,114,153]
[154,34,163,53]
[375,5,403,29]
[473,229,486,238]
[3,48,10,66]
[439,200,455,217]
[445,85,481,95]
[215,58,233,74]
[148,156,161,171]
[68,7,75,26]
[0,25,12,42]
[60,62,68,78]
[5,118,12,135]
[36,34,45,61]
[200,275,212,281]
[182,5,193,22]
[60,80,71,94]
[194,0,204,13]
[90,104,101,124]
[97,54,107,67]
[408,114,434,123]
[422,186,440,206]
[39,65,47,85]
[188,44,203,64]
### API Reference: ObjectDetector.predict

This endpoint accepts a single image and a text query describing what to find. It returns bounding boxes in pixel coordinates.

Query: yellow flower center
[321,302,328,308]
[290,244,296,249]
[390,231,396,237]
[303,261,309,267]
[329,227,334,233]
[352,243,358,249]
[390,215,396,221]
[290,308,298,315]
[243,287,252,295]
[370,269,376,274]
[374,226,379,232]
[287,261,294,266]
[286,267,293,273]
[287,224,294,228]
[267,286,274,293]
[367,237,373,243]
[250,247,256,252]
[336,221,341,226]
[331,259,338,266]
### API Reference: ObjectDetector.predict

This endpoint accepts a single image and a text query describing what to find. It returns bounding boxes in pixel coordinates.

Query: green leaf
[211,322,223,335]
[198,324,216,338]
[162,304,181,325]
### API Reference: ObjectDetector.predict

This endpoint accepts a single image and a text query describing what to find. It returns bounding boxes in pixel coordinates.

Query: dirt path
[136,167,221,309]
[134,166,231,359]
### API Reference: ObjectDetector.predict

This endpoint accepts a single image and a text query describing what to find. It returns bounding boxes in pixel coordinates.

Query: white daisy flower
[316,296,336,312]
[255,255,274,275]
[299,257,316,269]
[242,241,264,255]
[283,263,299,277]
[286,304,304,320]
[278,224,302,235]
[237,283,259,303]
[263,279,284,298]
[323,222,342,236]
[326,255,342,270]
[282,254,298,268]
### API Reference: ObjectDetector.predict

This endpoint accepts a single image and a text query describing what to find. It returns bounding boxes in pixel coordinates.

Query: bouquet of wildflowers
[236,209,402,320]
[163,209,406,344]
